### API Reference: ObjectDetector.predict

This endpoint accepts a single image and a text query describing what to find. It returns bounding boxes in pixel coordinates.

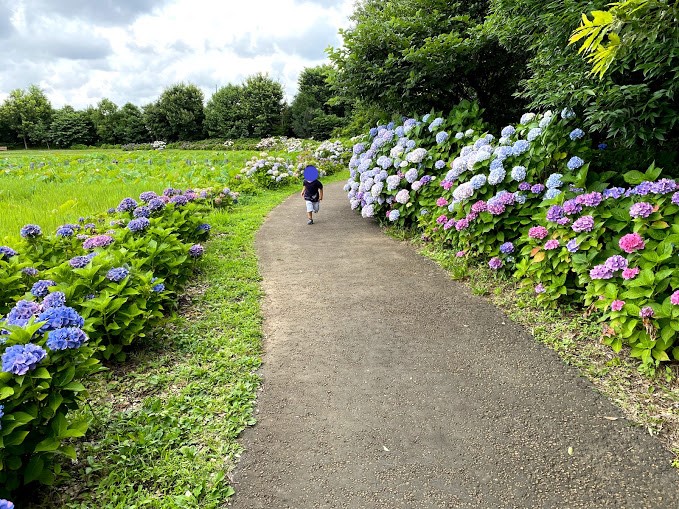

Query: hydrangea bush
[345,105,679,372]
[239,153,297,189]
[0,186,220,496]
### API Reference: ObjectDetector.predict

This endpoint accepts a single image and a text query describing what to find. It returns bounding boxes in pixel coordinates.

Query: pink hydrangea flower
[621,267,640,280]
[619,233,645,253]
[488,257,503,270]
[456,250,466,258]
[436,215,448,224]
[471,200,487,213]
[610,300,625,312]
[671,290,679,306]
[442,180,454,190]
[436,197,448,207]
[528,226,548,240]
[544,239,560,250]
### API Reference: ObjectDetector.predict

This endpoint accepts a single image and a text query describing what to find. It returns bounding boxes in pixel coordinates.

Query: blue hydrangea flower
[22,267,38,277]
[43,291,66,309]
[139,191,158,202]
[545,173,563,189]
[31,280,56,298]
[128,217,150,233]
[527,128,542,142]
[422,114,431,122]
[170,195,189,206]
[500,242,514,254]
[435,131,449,144]
[369,127,378,137]
[152,282,165,292]
[148,198,166,211]
[501,126,515,137]
[5,300,41,327]
[117,197,138,212]
[0,246,18,259]
[2,343,46,375]
[395,126,405,137]
[488,168,506,185]
[538,113,553,128]
[388,209,400,221]
[37,306,84,333]
[567,156,584,170]
[566,239,579,252]
[470,174,487,189]
[56,225,75,237]
[569,128,585,140]
[561,108,575,120]
[107,267,129,282]
[20,224,42,238]
[189,244,204,258]
[386,121,395,130]
[511,166,526,182]
[197,223,211,232]
[520,112,536,124]
[514,192,527,204]
[47,327,88,350]
[434,160,446,170]
[133,206,151,218]
[489,159,504,171]
[598,143,608,150]
[544,188,562,200]
[455,132,464,140]
[428,117,443,131]
[512,140,530,156]
[405,168,419,183]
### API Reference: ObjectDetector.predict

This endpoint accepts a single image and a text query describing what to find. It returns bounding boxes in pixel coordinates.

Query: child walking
[301,165,323,225]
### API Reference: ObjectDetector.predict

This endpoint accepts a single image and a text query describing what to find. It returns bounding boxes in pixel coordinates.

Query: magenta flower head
[639,306,654,318]
[455,218,470,231]
[471,200,487,213]
[619,233,645,253]
[544,239,560,250]
[622,267,640,280]
[83,234,114,250]
[671,290,679,306]
[528,226,549,240]
[611,300,625,312]
[456,250,466,258]
[436,215,447,224]
[436,197,448,207]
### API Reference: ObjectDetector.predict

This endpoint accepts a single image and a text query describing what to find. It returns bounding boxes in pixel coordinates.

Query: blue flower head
[128,217,150,233]
[37,306,84,333]
[0,246,18,259]
[20,224,42,238]
[567,156,584,170]
[116,197,138,213]
[107,267,129,282]
[511,166,526,182]
[31,280,56,298]
[2,343,46,375]
[56,225,75,237]
[500,125,515,138]
[435,131,449,144]
[545,173,563,189]
[569,128,585,141]
[43,291,66,309]
[47,327,88,350]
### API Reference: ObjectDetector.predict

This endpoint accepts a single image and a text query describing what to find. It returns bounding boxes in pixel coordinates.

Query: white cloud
[0,0,354,109]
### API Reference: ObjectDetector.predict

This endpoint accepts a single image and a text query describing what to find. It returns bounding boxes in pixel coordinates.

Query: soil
[229,181,679,508]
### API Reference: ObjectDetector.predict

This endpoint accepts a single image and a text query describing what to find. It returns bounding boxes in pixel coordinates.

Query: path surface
[230,181,678,509]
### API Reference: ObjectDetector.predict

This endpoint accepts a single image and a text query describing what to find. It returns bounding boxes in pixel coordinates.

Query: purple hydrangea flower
[20,224,42,238]
[69,255,92,268]
[22,267,38,277]
[170,195,189,206]
[530,184,545,194]
[0,246,17,259]
[575,192,602,207]
[546,205,565,223]
[31,280,56,298]
[83,235,114,250]
[488,257,503,270]
[117,197,138,212]
[650,179,677,195]
[603,187,626,199]
[128,217,150,233]
[139,191,158,202]
[604,255,628,272]
[544,239,560,250]
[197,223,211,232]
[47,327,88,350]
[189,244,204,258]
[563,199,582,215]
[500,242,514,254]
[672,192,679,205]
[148,198,166,211]
[535,283,546,294]
[629,202,654,219]
[518,182,531,192]
[589,264,614,280]
[630,181,653,196]
[107,267,129,282]
[528,226,549,239]
[639,307,654,318]
[56,225,75,237]
[566,239,579,253]
[2,344,46,375]
[572,216,594,233]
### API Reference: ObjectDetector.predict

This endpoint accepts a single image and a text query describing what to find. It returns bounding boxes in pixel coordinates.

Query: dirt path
[230,181,678,508]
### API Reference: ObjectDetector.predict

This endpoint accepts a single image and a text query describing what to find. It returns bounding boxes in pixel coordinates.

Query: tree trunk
[23,136,28,149]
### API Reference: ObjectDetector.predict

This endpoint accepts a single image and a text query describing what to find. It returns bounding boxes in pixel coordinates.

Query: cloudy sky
[0,0,355,110]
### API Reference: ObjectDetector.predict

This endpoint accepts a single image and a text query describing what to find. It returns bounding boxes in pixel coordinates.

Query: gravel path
[230,181,678,508]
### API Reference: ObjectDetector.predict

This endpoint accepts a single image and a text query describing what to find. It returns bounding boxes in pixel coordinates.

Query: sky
[0,0,355,110]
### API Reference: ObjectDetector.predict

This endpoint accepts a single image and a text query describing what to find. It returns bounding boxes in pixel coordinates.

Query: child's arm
[300,185,305,198]
[319,188,324,201]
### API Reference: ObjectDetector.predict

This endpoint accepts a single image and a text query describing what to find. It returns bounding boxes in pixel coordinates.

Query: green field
[0,149,288,241]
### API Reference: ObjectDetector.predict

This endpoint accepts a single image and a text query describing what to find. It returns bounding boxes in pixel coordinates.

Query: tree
[92,98,121,144]
[328,0,526,130]
[1,85,53,149]
[48,106,97,148]
[118,103,148,143]
[143,101,173,141]
[204,84,249,138]
[290,65,347,139]
[157,83,205,141]
[240,74,284,138]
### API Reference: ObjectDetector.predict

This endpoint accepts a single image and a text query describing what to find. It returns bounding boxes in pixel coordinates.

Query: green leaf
[34,437,61,452]
[0,386,14,400]
[23,456,45,484]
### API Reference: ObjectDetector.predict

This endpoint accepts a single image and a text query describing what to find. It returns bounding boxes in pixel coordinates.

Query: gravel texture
[230,181,679,508]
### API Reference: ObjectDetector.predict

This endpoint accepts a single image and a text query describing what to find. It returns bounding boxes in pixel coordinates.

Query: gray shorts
[305,200,319,213]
